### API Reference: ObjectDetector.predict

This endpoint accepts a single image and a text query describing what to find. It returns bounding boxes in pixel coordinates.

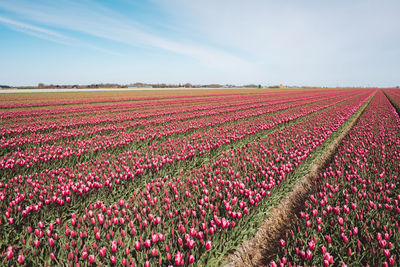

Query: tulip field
[270,90,400,267]
[0,88,399,266]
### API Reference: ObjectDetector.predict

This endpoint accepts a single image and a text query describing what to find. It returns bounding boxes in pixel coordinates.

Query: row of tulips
[2,92,300,128]
[0,92,338,149]
[1,89,348,112]
[0,92,372,227]
[1,90,374,265]
[4,90,335,126]
[384,88,400,110]
[0,91,248,109]
[269,90,400,266]
[1,93,285,132]
[0,92,360,173]
[2,89,316,110]
[2,90,351,140]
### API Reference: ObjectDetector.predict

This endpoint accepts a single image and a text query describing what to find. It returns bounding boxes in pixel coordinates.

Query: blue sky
[0,0,399,87]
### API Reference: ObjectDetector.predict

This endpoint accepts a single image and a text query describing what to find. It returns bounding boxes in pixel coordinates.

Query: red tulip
[134,241,141,250]
[111,241,117,252]
[308,240,315,251]
[151,248,157,257]
[99,247,107,257]
[306,250,313,260]
[189,255,195,263]
[17,254,24,264]
[352,227,358,235]
[174,252,183,266]
[89,254,95,263]
[205,240,212,250]
[6,250,13,259]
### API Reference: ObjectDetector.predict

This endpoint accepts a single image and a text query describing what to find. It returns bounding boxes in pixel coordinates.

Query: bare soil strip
[224,93,375,267]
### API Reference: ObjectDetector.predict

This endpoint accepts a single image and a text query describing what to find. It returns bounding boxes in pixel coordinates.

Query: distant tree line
[32,83,268,89]
[7,83,397,90]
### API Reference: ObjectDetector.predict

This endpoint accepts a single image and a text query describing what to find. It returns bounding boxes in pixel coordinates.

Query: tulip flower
[134,241,141,250]
[88,254,95,263]
[6,250,13,259]
[205,241,212,250]
[17,254,25,264]
[99,247,107,257]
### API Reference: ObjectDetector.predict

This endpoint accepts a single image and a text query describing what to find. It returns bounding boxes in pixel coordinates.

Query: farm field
[269,90,400,266]
[0,88,399,266]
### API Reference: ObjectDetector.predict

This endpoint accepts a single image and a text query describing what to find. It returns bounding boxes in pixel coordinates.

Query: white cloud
[0,15,122,56]
[0,15,71,43]
[0,0,253,75]
[153,0,400,86]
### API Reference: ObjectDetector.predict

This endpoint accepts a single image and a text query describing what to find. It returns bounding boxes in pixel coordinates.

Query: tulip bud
[152,248,157,257]
[89,255,95,263]
[205,241,212,250]
[17,254,24,264]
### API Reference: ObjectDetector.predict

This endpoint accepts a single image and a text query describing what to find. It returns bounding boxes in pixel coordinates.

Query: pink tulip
[174,252,183,266]
[152,248,157,257]
[99,247,107,257]
[89,254,95,263]
[306,250,313,260]
[6,250,13,259]
[111,241,117,252]
[205,241,212,250]
[134,241,141,250]
[17,254,24,264]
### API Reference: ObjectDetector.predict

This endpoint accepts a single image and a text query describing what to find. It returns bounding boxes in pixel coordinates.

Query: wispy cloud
[0,0,253,73]
[0,15,70,42]
[0,15,121,56]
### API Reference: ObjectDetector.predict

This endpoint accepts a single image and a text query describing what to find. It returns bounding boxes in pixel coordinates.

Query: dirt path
[224,93,374,267]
